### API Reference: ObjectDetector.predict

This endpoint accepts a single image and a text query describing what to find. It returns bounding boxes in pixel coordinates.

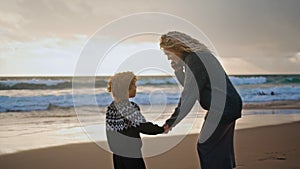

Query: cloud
[221,57,267,75]
[1,35,86,57]
[1,0,300,75]
[0,36,163,76]
[0,35,88,76]
[0,9,29,42]
[289,52,300,63]
[0,11,25,27]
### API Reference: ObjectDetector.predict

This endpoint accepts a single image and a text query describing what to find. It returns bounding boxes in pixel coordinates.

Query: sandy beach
[0,122,300,169]
[0,101,300,169]
[0,121,299,169]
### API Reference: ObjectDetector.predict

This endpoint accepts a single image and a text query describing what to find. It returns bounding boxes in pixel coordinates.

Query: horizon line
[0,73,299,78]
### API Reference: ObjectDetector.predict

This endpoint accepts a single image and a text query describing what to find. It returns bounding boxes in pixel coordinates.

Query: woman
[160,31,242,169]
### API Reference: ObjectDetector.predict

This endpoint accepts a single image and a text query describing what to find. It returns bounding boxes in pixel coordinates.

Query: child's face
[129,83,137,98]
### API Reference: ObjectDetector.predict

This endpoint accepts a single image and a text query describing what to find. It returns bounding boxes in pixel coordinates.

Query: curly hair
[107,72,137,100]
[160,31,210,53]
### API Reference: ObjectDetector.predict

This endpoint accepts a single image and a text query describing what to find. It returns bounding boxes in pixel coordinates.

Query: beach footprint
[258,151,287,161]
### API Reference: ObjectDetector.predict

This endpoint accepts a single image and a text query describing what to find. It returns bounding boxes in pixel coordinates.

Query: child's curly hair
[107,72,137,99]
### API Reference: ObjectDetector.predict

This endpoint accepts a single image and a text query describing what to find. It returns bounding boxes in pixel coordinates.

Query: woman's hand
[171,61,183,71]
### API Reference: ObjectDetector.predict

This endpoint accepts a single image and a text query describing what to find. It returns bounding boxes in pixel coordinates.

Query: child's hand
[163,124,172,134]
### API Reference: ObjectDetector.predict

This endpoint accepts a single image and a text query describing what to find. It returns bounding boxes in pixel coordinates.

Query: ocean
[0,75,299,113]
[1,74,300,155]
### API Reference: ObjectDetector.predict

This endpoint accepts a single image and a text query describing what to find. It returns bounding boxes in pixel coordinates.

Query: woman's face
[129,83,137,98]
[163,49,183,65]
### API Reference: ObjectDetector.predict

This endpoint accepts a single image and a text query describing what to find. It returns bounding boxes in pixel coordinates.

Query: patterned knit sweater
[106,100,164,156]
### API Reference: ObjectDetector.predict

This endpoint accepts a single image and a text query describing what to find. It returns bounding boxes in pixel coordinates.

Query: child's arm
[137,122,164,135]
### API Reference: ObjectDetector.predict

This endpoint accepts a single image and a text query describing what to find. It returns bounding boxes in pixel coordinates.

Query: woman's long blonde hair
[160,31,210,53]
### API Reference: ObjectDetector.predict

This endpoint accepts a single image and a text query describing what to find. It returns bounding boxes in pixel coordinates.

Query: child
[106,72,165,169]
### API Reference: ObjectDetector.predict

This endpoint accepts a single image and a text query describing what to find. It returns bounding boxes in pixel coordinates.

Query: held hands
[163,124,172,134]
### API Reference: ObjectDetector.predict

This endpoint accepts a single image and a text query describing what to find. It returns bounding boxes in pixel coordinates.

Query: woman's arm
[165,65,198,127]
[175,68,185,86]
[166,53,209,127]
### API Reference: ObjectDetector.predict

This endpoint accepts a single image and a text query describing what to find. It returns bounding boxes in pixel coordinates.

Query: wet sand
[0,121,299,169]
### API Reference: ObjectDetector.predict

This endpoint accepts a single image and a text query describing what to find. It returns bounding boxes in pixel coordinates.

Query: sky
[0,0,300,76]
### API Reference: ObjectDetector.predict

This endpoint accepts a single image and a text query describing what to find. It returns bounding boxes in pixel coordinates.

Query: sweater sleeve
[166,53,208,127]
[174,68,185,86]
[137,122,164,135]
[165,64,198,127]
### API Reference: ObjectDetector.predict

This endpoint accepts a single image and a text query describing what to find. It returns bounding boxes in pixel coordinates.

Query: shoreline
[1,102,300,156]
[0,100,299,113]
[0,121,299,169]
